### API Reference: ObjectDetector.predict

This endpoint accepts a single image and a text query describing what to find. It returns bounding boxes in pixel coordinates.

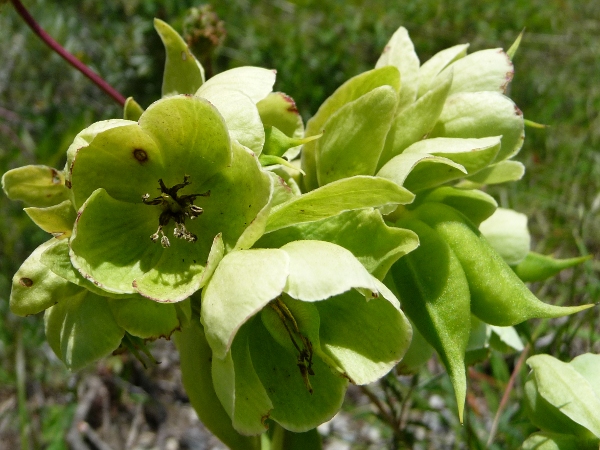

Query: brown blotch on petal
[65,180,72,189]
[133,148,148,163]
[19,278,33,287]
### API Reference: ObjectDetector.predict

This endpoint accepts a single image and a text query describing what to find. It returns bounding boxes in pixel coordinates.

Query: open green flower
[198,240,412,434]
[67,94,272,302]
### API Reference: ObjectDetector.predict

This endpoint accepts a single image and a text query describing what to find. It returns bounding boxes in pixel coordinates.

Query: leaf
[280,240,379,302]
[391,218,471,421]
[302,66,401,191]
[316,288,412,385]
[174,322,260,450]
[44,290,124,370]
[10,239,81,316]
[257,208,419,279]
[265,176,414,233]
[375,26,420,110]
[479,208,530,266]
[429,92,525,162]
[154,18,205,96]
[512,252,592,283]
[418,44,469,97]
[527,354,600,438]
[2,165,69,207]
[377,152,467,192]
[201,248,290,359]
[24,200,76,239]
[316,85,397,185]
[378,68,454,169]
[442,48,514,95]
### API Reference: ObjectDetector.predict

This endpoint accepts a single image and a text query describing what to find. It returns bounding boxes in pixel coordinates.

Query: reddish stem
[10,0,126,106]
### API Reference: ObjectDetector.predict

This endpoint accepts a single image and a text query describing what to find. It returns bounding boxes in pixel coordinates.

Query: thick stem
[10,0,126,106]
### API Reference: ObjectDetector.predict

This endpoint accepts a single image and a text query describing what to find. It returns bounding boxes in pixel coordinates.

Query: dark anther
[142,175,208,247]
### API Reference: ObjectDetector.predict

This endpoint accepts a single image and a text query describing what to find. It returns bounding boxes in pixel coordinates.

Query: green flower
[198,240,412,433]
[66,94,272,302]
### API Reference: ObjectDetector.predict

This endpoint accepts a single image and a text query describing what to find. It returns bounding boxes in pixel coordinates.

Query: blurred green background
[1,0,598,448]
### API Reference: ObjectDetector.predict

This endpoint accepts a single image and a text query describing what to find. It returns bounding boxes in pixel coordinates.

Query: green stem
[16,324,31,450]
[10,0,126,106]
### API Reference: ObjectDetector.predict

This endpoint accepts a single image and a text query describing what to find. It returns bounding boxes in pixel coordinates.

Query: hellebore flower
[66,94,272,302]
[198,240,412,434]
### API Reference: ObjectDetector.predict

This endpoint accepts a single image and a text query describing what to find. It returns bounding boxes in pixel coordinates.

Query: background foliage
[1,0,598,448]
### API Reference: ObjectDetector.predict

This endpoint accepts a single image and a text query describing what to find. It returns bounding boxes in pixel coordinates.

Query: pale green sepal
[460,160,525,187]
[24,200,76,239]
[418,44,469,97]
[489,326,524,352]
[257,92,304,140]
[65,119,134,201]
[197,66,276,104]
[201,248,290,360]
[442,48,514,95]
[570,354,600,399]
[233,175,275,251]
[2,165,69,207]
[513,252,592,283]
[139,95,232,188]
[10,239,81,316]
[44,290,124,370]
[316,288,412,385]
[69,189,162,295]
[522,432,597,450]
[479,208,530,266]
[377,152,467,193]
[302,66,401,191]
[316,85,397,185]
[396,317,434,374]
[527,354,600,438]
[197,67,275,154]
[248,320,348,433]
[174,322,261,450]
[506,30,525,60]
[415,186,497,226]
[154,18,205,96]
[429,92,525,162]
[281,240,378,301]
[108,297,187,340]
[123,97,144,121]
[403,136,501,176]
[198,233,225,288]
[257,208,419,280]
[378,68,454,170]
[212,320,273,435]
[375,26,420,109]
[41,239,134,299]
[68,122,162,209]
[265,176,414,233]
